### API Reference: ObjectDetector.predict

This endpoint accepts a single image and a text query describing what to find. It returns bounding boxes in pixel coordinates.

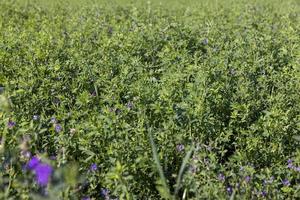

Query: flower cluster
[50,117,63,133]
[287,159,300,172]
[27,156,53,187]
[176,144,185,152]
[90,163,98,171]
[7,120,16,129]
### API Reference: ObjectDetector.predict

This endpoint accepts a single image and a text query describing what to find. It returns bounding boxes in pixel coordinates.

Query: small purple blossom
[27,156,40,170]
[218,173,225,181]
[126,101,134,109]
[90,163,98,171]
[288,159,293,164]
[55,124,62,133]
[245,176,251,183]
[288,162,294,169]
[226,186,233,194]
[176,144,185,152]
[82,197,91,200]
[7,121,16,129]
[295,167,300,172]
[50,117,57,124]
[261,191,267,197]
[282,179,290,186]
[34,163,53,186]
[100,188,110,199]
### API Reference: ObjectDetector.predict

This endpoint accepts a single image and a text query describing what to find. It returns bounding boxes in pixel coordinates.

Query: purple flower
[202,38,209,45]
[226,186,233,194]
[100,188,110,199]
[126,101,134,109]
[27,156,40,170]
[55,124,62,133]
[261,191,267,197]
[34,163,53,186]
[33,115,39,120]
[82,197,91,200]
[90,163,98,171]
[50,117,57,124]
[7,121,16,129]
[176,144,185,152]
[27,156,53,186]
[286,159,300,171]
[245,176,251,183]
[282,179,290,186]
[288,163,294,169]
[218,173,225,181]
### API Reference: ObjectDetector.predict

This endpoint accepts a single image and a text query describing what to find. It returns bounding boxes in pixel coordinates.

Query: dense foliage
[0,0,300,199]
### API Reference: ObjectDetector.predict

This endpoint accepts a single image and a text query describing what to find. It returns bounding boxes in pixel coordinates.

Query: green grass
[0,0,300,199]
